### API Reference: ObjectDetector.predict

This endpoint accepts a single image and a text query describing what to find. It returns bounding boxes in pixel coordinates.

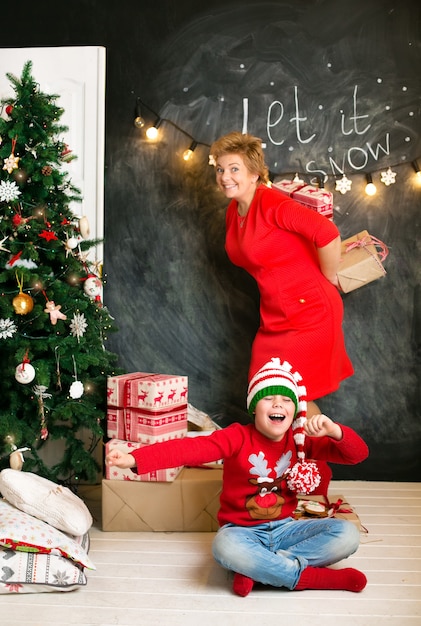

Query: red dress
[225,185,353,400]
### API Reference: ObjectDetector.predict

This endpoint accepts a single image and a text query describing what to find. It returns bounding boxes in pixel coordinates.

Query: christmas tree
[0,61,120,485]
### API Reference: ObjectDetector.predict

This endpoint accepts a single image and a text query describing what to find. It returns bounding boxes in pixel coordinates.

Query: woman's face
[214,153,258,207]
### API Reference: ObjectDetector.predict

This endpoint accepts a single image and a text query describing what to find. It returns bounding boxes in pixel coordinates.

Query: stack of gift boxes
[103,371,224,532]
[273,179,334,221]
[106,372,188,482]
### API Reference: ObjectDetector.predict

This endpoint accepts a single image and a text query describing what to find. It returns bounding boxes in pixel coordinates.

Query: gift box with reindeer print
[106,372,188,444]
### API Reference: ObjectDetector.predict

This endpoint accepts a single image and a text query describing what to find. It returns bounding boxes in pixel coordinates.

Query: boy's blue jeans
[212,517,360,589]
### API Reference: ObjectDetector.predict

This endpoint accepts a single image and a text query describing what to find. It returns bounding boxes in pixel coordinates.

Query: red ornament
[38,229,58,242]
[12,214,25,227]
[5,104,13,115]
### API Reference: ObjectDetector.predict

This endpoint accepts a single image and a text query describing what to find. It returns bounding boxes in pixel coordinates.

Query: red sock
[295,566,367,592]
[233,572,255,597]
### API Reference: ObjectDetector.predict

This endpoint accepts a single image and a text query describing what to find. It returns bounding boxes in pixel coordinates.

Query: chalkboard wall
[2,0,420,480]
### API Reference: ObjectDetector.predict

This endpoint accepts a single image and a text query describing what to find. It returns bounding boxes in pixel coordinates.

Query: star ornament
[38,229,58,241]
[335,174,352,195]
[3,153,19,174]
[0,235,10,253]
[380,167,397,186]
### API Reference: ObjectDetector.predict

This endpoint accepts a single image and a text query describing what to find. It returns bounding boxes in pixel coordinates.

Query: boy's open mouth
[269,414,286,422]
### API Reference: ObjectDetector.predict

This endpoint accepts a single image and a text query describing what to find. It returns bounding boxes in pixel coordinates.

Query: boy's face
[254,395,295,441]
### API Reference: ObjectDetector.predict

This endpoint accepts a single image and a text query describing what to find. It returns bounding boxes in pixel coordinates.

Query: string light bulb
[412,160,421,184]
[183,141,198,161]
[365,173,377,196]
[146,118,162,140]
[134,115,145,129]
[133,97,145,129]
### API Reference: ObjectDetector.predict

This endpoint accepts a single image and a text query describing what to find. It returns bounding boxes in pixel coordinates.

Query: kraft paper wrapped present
[273,178,306,197]
[292,184,334,220]
[293,494,362,530]
[102,467,223,531]
[338,230,388,293]
[105,439,183,482]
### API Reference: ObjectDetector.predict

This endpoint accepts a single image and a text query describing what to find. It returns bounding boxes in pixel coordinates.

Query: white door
[0,46,106,261]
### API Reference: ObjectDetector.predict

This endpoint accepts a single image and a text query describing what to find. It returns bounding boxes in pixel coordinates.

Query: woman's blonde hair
[210,131,270,184]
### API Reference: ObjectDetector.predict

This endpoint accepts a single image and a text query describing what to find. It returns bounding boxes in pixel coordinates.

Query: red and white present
[107,372,188,411]
[107,372,146,408]
[292,185,334,220]
[105,439,183,482]
[124,373,188,412]
[125,407,187,444]
[273,179,306,197]
[106,407,125,440]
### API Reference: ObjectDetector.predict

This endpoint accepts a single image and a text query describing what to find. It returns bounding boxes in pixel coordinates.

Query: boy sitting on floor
[105,357,369,597]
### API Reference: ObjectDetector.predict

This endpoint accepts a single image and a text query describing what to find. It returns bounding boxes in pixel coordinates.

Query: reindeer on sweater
[245,450,292,520]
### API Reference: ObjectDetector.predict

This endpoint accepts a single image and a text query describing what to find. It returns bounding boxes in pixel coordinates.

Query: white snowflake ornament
[0,180,21,202]
[335,175,352,195]
[380,167,396,186]
[70,312,88,342]
[0,318,17,339]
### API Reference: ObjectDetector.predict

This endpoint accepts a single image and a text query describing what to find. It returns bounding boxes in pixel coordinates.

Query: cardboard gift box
[292,184,334,220]
[273,178,306,197]
[338,230,388,293]
[294,494,362,530]
[105,439,183,482]
[102,467,223,531]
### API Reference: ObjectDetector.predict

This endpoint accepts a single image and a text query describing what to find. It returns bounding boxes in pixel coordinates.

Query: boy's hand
[304,414,343,440]
[105,448,136,469]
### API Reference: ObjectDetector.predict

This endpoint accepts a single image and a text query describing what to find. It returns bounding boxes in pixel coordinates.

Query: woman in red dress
[210,131,353,415]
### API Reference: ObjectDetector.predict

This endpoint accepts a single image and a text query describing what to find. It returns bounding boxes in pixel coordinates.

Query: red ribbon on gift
[344,234,389,274]
[327,498,353,516]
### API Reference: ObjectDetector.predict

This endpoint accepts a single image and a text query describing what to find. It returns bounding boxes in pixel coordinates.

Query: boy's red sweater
[129,422,368,527]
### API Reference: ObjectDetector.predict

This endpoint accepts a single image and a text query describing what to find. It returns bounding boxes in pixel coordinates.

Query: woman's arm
[317,234,341,286]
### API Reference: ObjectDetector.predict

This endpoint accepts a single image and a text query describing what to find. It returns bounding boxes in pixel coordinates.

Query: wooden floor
[1,480,420,626]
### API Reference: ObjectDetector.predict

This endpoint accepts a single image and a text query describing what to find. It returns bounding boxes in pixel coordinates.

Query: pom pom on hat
[247,357,321,494]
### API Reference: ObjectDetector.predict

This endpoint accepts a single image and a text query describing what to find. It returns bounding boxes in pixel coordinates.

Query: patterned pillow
[0,500,95,570]
[0,546,87,593]
[0,469,92,536]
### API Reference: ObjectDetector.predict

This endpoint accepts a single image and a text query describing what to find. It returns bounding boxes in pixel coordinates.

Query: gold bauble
[12,292,34,315]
